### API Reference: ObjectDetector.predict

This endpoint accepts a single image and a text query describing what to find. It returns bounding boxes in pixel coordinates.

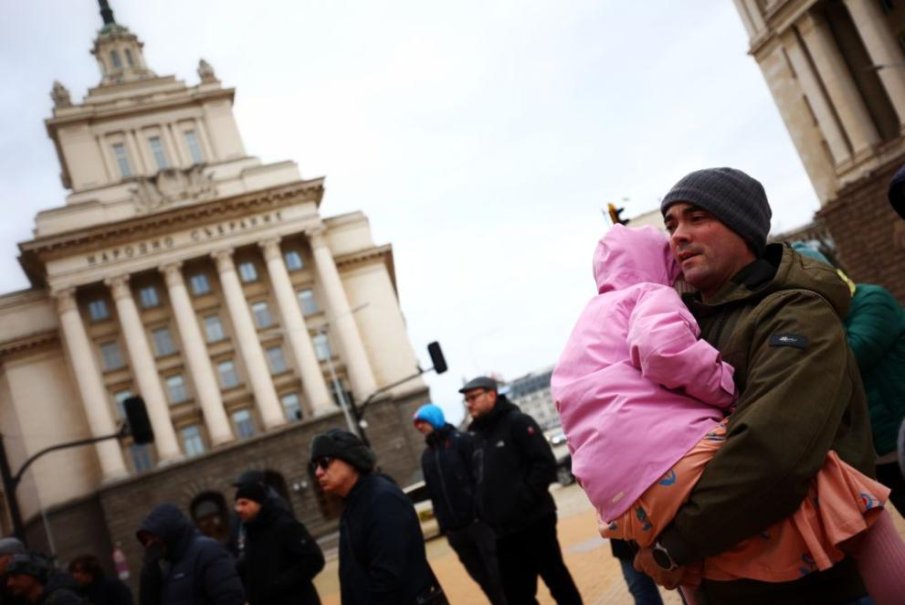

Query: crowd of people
[2,166,904,605]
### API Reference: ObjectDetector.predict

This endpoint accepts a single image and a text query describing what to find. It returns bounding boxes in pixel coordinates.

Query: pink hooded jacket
[551,224,736,521]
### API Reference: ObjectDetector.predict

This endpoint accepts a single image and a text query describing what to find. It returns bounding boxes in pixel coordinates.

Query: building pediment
[19,178,325,287]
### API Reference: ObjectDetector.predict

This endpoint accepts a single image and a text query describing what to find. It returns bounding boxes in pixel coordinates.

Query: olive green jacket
[659,244,875,569]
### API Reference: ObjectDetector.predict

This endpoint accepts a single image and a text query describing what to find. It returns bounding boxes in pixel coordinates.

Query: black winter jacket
[78,575,133,605]
[137,504,245,605]
[38,573,83,605]
[421,424,478,531]
[339,473,438,605]
[468,396,557,536]
[240,501,324,605]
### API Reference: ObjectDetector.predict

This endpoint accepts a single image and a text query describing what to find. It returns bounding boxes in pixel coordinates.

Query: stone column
[782,30,853,165]
[212,249,286,428]
[307,227,377,402]
[799,12,880,157]
[106,275,182,462]
[260,238,333,417]
[160,262,234,445]
[54,289,129,480]
[844,0,905,128]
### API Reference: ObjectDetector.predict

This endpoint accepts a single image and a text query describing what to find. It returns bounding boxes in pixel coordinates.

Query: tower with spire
[1,1,429,564]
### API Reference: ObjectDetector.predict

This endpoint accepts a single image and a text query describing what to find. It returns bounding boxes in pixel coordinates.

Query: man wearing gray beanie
[633,168,876,605]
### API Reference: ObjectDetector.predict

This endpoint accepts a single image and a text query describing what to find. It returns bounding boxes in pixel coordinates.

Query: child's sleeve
[627,288,736,408]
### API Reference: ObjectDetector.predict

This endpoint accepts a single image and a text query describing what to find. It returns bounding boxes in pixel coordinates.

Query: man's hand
[633,547,687,589]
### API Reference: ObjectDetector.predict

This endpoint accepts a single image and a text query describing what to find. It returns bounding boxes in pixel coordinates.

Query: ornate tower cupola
[90,0,154,85]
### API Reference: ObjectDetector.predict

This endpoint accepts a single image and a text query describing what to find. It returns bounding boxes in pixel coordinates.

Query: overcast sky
[0,1,820,425]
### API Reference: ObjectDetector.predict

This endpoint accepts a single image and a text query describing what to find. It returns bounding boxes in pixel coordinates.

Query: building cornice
[0,330,60,360]
[18,178,325,286]
[749,0,816,56]
[335,244,398,295]
[45,86,236,133]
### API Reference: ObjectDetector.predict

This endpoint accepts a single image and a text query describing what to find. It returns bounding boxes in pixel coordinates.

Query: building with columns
[0,4,430,567]
[734,0,905,300]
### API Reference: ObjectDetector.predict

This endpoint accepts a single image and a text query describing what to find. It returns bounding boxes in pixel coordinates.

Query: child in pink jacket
[552,225,903,601]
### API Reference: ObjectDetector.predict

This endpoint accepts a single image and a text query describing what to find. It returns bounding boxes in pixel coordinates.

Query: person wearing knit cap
[0,538,28,605]
[233,470,324,605]
[5,552,83,605]
[633,168,876,604]
[310,429,447,604]
[413,404,507,605]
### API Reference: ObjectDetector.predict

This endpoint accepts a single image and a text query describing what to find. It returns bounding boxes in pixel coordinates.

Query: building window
[266,346,287,374]
[113,389,132,419]
[182,426,205,458]
[148,136,169,170]
[251,301,273,328]
[233,409,256,439]
[281,393,302,422]
[204,315,226,342]
[189,273,211,296]
[313,333,331,361]
[217,360,239,389]
[112,143,132,178]
[297,289,318,315]
[110,49,122,69]
[284,250,304,271]
[152,327,176,357]
[100,341,125,371]
[166,375,189,404]
[125,48,134,67]
[238,262,258,283]
[130,444,153,473]
[184,130,204,164]
[87,299,110,321]
[139,286,160,308]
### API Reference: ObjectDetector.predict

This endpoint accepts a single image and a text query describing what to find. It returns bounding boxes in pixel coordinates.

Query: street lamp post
[320,327,360,437]
[315,302,370,436]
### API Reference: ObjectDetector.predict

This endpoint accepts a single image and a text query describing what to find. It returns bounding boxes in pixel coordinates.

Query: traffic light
[123,396,154,445]
[607,203,629,226]
[427,341,448,374]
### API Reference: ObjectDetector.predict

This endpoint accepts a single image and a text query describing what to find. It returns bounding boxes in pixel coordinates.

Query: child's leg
[844,509,905,605]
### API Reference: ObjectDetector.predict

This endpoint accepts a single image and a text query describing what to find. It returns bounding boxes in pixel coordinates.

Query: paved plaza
[312,481,905,604]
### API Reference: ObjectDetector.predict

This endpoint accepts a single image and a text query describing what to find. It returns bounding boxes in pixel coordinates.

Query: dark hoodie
[137,504,245,605]
[468,395,557,536]
[240,501,324,605]
[660,244,875,604]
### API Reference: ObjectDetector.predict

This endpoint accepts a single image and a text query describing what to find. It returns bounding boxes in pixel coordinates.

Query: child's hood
[592,224,680,293]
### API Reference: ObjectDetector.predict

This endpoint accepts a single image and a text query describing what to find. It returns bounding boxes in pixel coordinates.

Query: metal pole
[0,434,26,542]
[323,332,359,437]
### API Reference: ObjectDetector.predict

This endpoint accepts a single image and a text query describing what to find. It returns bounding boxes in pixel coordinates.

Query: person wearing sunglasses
[309,429,447,605]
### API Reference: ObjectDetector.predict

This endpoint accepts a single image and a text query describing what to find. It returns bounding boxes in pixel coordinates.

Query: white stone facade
[0,12,423,531]
[734,0,905,204]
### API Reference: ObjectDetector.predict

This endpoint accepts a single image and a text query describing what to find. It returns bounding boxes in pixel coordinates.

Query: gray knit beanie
[660,167,772,255]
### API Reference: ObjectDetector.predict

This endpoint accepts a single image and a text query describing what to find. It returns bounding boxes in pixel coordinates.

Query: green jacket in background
[845,283,905,456]
[659,244,874,604]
